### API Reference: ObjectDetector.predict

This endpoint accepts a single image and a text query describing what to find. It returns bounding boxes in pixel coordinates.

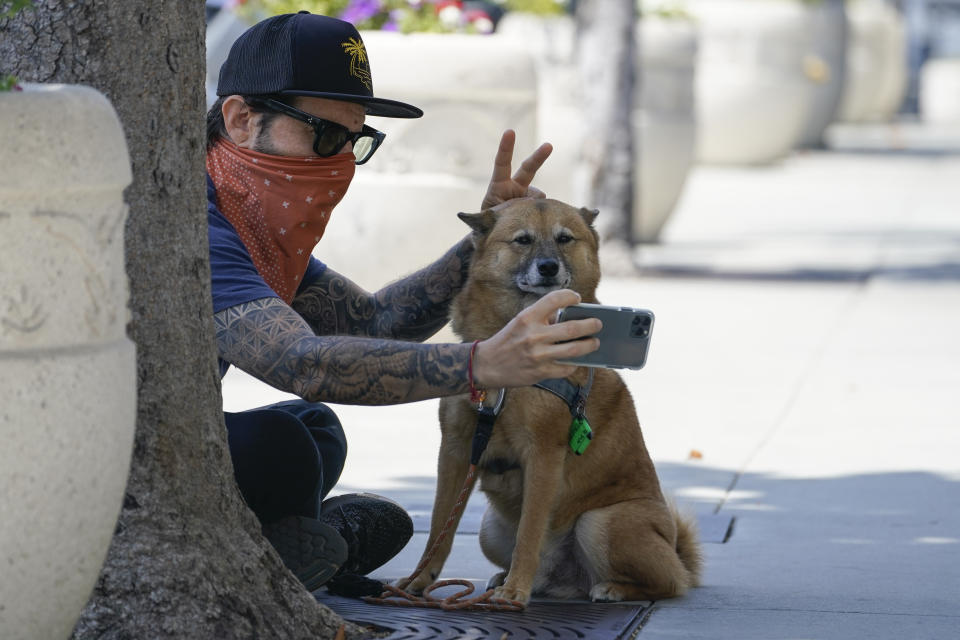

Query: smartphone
[555,303,654,370]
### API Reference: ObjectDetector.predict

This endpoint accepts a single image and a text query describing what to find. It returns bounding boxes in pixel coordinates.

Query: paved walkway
[222,121,960,638]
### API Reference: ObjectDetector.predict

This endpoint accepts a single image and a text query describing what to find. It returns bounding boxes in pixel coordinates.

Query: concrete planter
[496,13,698,243]
[0,84,136,640]
[317,32,538,288]
[838,0,908,122]
[687,0,816,164]
[796,0,849,148]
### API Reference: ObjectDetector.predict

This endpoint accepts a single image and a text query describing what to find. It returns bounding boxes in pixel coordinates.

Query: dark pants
[225,399,347,524]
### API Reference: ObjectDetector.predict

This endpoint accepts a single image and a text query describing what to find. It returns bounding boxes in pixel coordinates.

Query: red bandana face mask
[207,140,356,303]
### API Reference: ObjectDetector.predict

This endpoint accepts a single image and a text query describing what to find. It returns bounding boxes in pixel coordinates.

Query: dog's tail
[670,501,704,588]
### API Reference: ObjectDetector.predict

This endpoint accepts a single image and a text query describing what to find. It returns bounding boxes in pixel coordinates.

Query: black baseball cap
[217,12,423,119]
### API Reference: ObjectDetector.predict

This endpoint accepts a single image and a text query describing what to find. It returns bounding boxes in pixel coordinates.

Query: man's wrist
[468,339,486,402]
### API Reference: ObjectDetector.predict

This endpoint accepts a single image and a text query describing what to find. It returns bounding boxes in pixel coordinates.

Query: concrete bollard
[0,84,136,640]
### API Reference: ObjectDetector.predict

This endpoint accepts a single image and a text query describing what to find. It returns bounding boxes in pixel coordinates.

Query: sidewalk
[222,122,960,639]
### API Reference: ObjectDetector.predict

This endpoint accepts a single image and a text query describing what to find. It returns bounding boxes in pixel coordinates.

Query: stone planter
[0,84,136,640]
[496,13,698,243]
[838,0,908,122]
[796,0,849,148]
[687,0,816,164]
[317,32,538,288]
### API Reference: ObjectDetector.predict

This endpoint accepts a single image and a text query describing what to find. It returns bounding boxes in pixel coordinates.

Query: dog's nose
[537,258,560,278]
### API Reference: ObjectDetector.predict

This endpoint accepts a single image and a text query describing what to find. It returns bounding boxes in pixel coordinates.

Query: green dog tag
[569,416,593,455]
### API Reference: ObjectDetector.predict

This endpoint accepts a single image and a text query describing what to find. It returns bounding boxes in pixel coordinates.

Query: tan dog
[406,198,702,605]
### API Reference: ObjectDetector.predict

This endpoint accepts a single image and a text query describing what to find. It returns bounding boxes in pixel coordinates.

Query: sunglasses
[250,97,386,165]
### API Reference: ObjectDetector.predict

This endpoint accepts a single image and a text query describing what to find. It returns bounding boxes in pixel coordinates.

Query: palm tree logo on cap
[341,37,372,90]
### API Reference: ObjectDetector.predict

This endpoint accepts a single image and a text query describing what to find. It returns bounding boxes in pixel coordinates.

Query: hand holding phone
[555,303,654,370]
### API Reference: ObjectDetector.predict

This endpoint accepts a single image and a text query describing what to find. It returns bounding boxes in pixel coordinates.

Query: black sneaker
[319,493,413,576]
[262,515,348,591]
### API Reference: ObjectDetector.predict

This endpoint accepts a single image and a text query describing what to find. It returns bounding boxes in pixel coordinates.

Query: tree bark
[575,0,637,270]
[1,2,355,637]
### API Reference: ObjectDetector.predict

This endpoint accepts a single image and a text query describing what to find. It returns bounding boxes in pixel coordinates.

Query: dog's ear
[578,207,600,228]
[457,210,498,236]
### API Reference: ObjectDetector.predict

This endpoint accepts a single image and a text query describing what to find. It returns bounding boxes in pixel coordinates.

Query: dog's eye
[557,233,574,244]
[514,234,533,245]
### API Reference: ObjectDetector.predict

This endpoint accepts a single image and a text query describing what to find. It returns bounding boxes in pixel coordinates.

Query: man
[207,11,601,591]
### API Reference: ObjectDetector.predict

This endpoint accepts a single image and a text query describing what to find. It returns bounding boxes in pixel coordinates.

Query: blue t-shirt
[208,175,327,376]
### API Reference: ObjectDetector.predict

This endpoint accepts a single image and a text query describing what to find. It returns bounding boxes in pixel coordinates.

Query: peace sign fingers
[482,129,553,210]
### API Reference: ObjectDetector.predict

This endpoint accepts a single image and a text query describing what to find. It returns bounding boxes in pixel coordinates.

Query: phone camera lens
[630,316,651,338]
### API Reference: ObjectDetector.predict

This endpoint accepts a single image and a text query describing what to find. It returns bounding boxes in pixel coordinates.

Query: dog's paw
[485,570,508,591]
[397,572,435,595]
[589,582,627,603]
[493,583,530,606]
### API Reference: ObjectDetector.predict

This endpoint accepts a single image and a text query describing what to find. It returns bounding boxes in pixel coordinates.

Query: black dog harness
[534,368,596,455]
[470,368,597,464]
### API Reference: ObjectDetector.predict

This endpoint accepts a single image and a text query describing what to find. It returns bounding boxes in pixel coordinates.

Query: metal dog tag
[569,416,593,455]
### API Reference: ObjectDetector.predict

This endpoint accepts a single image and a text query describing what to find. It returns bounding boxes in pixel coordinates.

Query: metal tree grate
[315,586,651,640]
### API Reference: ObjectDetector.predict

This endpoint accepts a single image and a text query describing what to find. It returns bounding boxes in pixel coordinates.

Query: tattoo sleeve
[291,235,474,341]
[215,297,473,405]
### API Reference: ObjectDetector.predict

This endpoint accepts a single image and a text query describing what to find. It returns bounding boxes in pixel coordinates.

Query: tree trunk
[1,2,354,637]
[575,0,637,272]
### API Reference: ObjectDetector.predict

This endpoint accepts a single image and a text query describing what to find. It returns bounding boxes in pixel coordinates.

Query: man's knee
[264,399,348,477]
[225,407,324,522]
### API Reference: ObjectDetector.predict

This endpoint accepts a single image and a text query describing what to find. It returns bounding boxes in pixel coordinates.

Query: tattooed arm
[291,235,473,341]
[215,296,473,405]
[215,291,602,405]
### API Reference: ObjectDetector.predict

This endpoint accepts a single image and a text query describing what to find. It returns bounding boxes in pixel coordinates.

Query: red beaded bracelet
[468,339,486,404]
